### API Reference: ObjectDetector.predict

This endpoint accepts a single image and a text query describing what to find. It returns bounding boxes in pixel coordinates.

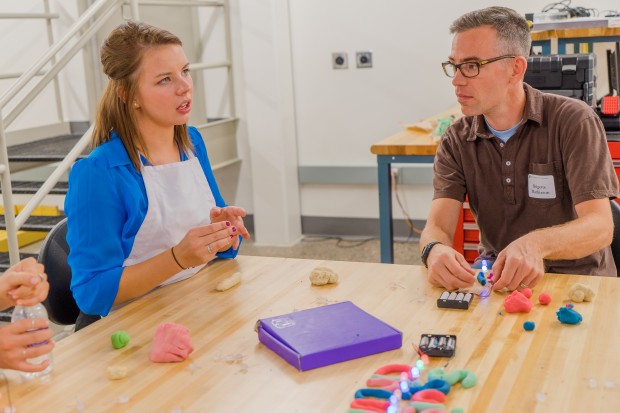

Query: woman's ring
[38,273,45,282]
[207,245,213,253]
[519,283,529,289]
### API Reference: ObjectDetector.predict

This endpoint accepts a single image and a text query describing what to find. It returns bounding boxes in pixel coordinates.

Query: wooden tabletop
[370,105,461,156]
[4,255,619,412]
[531,27,620,41]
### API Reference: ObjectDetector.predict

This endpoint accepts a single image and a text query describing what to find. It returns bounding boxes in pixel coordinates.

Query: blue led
[400,380,409,392]
[411,366,420,379]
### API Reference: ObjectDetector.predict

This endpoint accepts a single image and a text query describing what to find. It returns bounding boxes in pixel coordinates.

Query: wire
[301,235,376,248]
[392,169,423,236]
[541,1,597,17]
[600,10,620,17]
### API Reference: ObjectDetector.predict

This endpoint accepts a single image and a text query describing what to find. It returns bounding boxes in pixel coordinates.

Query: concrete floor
[240,236,422,265]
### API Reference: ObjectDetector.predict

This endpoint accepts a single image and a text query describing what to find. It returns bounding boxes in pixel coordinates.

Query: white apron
[123,152,216,287]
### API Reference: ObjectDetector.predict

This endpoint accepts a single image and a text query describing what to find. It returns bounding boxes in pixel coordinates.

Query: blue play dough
[409,378,451,395]
[476,271,486,286]
[556,307,583,324]
[523,321,535,331]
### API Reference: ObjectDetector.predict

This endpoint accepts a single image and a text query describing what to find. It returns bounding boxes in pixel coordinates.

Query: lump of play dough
[309,266,339,286]
[111,330,130,349]
[107,365,128,380]
[538,292,552,305]
[411,389,446,403]
[149,323,194,363]
[215,272,241,291]
[568,283,595,303]
[523,321,536,331]
[557,307,583,325]
[503,290,532,313]
[520,287,533,298]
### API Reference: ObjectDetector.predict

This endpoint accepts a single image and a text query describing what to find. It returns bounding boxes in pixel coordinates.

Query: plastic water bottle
[11,304,54,379]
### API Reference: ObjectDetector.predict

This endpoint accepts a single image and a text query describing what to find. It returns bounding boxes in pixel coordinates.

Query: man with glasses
[419,7,619,291]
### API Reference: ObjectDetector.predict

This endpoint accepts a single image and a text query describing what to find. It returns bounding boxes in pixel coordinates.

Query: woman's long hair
[92,21,192,169]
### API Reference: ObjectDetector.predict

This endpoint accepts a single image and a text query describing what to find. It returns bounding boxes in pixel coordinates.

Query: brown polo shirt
[434,83,619,276]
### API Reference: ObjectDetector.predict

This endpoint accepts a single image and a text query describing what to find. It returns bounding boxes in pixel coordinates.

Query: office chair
[610,200,620,277]
[37,217,81,325]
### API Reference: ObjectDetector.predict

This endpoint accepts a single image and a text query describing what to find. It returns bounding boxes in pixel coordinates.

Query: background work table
[4,255,620,412]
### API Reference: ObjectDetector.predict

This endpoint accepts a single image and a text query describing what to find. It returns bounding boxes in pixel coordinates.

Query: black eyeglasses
[441,55,517,78]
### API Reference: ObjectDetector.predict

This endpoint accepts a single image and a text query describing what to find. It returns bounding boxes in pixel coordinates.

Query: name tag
[528,174,556,199]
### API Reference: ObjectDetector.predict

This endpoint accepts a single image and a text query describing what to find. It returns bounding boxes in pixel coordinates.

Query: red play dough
[538,292,552,305]
[412,388,446,403]
[149,322,194,362]
[503,290,532,313]
[521,287,533,298]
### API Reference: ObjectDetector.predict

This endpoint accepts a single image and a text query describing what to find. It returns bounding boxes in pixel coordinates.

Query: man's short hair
[449,7,531,57]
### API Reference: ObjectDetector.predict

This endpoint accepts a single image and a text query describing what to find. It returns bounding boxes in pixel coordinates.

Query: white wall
[285,0,620,223]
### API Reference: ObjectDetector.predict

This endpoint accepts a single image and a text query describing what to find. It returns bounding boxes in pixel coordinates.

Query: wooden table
[370,106,460,263]
[4,255,619,412]
[531,26,620,54]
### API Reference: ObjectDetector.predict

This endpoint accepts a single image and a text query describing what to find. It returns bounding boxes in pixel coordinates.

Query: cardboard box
[255,301,402,371]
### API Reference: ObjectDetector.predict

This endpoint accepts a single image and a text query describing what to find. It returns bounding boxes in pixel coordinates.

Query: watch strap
[421,241,442,268]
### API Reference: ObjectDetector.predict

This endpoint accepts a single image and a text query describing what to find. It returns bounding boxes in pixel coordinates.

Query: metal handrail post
[0,117,19,265]
[17,127,93,229]
[130,0,140,20]
[44,0,64,122]
[222,0,236,118]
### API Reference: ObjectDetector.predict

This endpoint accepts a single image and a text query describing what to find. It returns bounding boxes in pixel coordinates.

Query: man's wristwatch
[421,241,442,268]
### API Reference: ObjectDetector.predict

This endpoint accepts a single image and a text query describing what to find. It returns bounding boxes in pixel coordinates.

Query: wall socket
[332,52,348,69]
[356,51,373,68]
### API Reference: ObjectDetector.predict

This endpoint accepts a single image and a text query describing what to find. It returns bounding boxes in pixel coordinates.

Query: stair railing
[0,0,138,265]
[0,0,233,266]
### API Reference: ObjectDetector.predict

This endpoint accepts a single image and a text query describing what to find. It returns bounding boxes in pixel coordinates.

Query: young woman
[65,21,250,329]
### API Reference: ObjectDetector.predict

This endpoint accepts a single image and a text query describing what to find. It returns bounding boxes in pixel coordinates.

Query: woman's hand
[210,206,250,250]
[0,257,49,309]
[172,221,239,269]
[0,318,55,372]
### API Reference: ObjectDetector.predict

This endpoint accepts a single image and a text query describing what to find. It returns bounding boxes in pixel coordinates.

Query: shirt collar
[100,130,133,168]
[467,83,543,142]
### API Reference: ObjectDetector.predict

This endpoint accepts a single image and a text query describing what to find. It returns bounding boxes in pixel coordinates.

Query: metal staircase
[0,0,238,273]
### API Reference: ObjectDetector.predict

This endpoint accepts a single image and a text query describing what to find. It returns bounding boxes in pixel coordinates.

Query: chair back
[37,218,80,324]
[610,200,620,277]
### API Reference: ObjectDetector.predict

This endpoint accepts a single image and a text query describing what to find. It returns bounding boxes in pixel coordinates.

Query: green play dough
[410,401,446,411]
[111,330,130,349]
[461,370,478,388]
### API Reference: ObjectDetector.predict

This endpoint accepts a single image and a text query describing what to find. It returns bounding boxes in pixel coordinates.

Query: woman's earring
[133,101,140,109]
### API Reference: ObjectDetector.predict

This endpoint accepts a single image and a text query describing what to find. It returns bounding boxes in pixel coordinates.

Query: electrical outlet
[332,52,348,69]
[356,51,372,68]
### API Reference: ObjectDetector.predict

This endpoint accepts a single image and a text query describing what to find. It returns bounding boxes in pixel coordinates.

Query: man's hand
[426,244,476,290]
[492,237,544,291]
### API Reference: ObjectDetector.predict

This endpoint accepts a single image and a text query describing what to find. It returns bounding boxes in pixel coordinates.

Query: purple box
[256,301,402,371]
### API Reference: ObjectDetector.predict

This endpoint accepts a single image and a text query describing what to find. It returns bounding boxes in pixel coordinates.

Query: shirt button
[500,143,505,148]
[506,161,511,166]
[506,178,511,183]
